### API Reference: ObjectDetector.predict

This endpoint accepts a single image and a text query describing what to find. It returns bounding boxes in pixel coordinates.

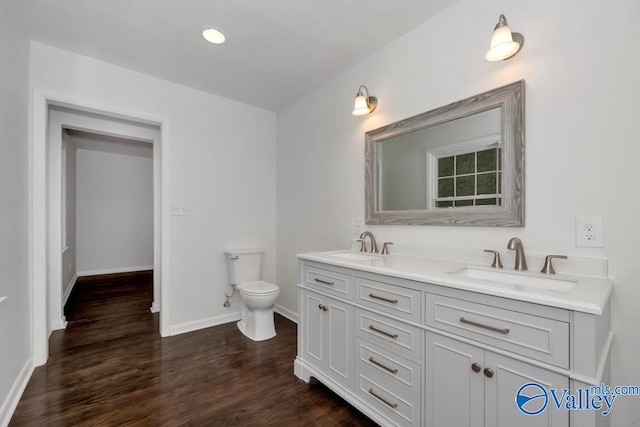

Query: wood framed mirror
[365,80,524,226]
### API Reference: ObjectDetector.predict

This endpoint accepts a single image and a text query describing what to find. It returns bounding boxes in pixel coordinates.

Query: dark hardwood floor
[10,271,378,426]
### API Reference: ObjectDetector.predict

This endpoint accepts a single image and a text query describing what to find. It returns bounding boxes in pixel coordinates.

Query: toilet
[225,248,280,341]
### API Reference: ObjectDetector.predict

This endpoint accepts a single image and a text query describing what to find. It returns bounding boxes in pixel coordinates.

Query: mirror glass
[365,81,524,226]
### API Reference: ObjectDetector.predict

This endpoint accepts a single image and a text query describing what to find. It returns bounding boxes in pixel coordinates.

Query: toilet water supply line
[223,253,239,307]
[223,286,235,307]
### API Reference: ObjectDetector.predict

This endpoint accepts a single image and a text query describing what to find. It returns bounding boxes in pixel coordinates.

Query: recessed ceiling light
[202,28,226,44]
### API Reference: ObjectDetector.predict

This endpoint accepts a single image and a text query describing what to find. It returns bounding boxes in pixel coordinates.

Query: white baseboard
[62,273,78,305]
[169,312,242,336]
[275,304,297,324]
[169,306,297,337]
[149,301,160,313]
[77,265,153,277]
[49,317,68,335]
[0,357,34,427]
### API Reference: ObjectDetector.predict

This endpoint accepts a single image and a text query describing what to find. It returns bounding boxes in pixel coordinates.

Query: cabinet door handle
[318,304,328,311]
[368,357,399,374]
[484,367,494,378]
[368,293,398,304]
[314,278,334,286]
[368,388,398,409]
[459,317,510,335]
[471,362,482,373]
[368,325,398,339]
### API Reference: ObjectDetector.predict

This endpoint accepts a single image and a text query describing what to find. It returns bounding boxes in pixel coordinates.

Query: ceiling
[15,0,459,111]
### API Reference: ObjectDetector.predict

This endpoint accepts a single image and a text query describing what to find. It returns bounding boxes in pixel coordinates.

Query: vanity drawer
[355,278,421,322]
[355,369,420,427]
[355,309,422,360]
[356,337,421,393]
[302,265,353,300]
[425,294,569,368]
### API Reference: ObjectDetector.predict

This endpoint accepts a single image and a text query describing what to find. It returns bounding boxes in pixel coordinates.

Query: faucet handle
[541,255,568,274]
[381,242,393,255]
[357,239,366,252]
[483,249,503,268]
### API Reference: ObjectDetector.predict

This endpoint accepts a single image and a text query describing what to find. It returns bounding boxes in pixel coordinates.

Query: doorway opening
[31,94,169,365]
[62,127,155,320]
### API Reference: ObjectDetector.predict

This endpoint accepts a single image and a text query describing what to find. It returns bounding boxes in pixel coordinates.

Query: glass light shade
[202,28,226,44]
[352,94,371,116]
[485,25,520,61]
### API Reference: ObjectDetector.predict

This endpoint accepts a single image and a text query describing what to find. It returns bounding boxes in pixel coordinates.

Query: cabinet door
[302,292,325,368]
[325,297,354,387]
[485,352,569,427]
[425,332,484,427]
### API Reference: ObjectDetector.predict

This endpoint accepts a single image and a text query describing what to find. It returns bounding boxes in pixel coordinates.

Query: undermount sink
[326,251,382,262]
[450,266,577,292]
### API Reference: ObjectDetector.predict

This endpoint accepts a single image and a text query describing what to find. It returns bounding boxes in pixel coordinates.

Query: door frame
[30,89,171,365]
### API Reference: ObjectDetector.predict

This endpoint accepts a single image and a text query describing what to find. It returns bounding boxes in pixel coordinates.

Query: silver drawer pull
[368,388,398,409]
[368,293,398,304]
[368,325,399,339]
[314,278,334,286]
[459,316,510,335]
[368,357,398,374]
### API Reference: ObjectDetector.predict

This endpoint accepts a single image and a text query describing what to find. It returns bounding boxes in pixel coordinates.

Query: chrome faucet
[507,237,528,271]
[359,231,378,253]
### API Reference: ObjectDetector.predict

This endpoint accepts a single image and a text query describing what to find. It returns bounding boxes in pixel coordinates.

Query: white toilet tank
[225,248,264,285]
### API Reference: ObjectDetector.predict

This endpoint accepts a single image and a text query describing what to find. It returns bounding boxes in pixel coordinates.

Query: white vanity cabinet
[354,336,422,426]
[301,291,354,387]
[299,264,355,388]
[296,261,423,426]
[295,255,612,427]
[353,306,423,426]
[425,332,568,427]
[424,293,570,427]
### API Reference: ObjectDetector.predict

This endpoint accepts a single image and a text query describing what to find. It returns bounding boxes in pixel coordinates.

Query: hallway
[10,271,376,426]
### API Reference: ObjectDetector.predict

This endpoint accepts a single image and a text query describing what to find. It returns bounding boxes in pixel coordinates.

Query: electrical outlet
[575,216,604,248]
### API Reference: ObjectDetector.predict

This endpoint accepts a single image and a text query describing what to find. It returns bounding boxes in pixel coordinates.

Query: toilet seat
[238,280,279,296]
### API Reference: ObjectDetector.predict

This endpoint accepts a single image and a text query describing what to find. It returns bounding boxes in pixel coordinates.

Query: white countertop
[298,250,613,315]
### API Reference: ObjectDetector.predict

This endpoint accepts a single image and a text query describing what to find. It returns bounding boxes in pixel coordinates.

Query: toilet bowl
[235,281,280,341]
[226,249,280,341]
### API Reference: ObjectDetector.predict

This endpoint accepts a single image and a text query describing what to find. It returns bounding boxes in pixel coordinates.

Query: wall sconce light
[485,14,524,61]
[352,85,378,116]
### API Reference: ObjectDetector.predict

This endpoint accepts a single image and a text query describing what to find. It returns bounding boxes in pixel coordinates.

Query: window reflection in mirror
[377,108,502,211]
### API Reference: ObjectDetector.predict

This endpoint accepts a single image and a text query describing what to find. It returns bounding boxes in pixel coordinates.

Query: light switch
[170,203,188,216]
[354,218,364,235]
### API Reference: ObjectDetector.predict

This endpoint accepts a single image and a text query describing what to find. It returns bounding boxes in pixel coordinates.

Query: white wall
[0,1,32,424]
[76,144,154,275]
[30,42,277,334]
[276,0,640,424]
